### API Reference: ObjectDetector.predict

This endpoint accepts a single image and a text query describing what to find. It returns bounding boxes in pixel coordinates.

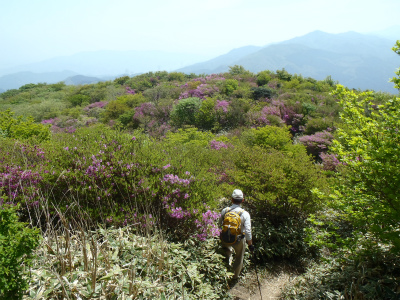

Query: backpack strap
[225,207,244,215]
[223,206,232,216]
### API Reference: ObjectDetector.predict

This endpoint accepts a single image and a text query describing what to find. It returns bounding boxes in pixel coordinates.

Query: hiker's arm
[243,212,252,242]
[246,239,253,246]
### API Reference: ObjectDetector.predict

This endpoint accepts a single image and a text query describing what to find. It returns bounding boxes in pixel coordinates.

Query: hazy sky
[1,0,400,68]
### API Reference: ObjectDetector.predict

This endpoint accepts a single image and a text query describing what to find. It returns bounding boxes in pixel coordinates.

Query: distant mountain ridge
[0,50,211,92]
[177,31,399,93]
[0,71,79,91]
[0,50,210,77]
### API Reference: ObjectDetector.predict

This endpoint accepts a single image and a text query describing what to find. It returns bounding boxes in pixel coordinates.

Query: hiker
[219,189,254,280]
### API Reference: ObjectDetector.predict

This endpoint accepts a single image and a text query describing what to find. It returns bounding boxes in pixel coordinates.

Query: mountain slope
[63,75,104,85]
[177,45,262,74]
[177,31,399,93]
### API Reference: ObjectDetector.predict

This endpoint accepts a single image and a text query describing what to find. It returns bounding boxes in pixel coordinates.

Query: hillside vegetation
[1,41,399,299]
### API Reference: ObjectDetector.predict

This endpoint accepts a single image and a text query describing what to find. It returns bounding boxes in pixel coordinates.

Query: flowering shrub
[125,86,136,94]
[0,125,224,241]
[41,118,60,125]
[320,152,342,171]
[298,130,334,159]
[84,101,108,110]
[215,100,230,113]
[42,116,97,133]
[194,209,221,241]
[209,140,229,150]
[0,165,43,205]
[132,102,156,129]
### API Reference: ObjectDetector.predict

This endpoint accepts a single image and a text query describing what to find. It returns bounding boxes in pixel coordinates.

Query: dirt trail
[228,267,295,300]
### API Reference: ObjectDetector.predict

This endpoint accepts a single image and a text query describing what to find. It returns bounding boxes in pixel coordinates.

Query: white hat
[232,189,244,200]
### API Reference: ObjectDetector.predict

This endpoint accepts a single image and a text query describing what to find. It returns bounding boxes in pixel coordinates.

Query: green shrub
[102,100,130,122]
[117,109,136,128]
[228,65,253,76]
[250,125,293,150]
[170,97,202,127]
[115,93,146,108]
[195,97,216,130]
[114,75,130,85]
[304,117,336,135]
[276,68,292,81]
[251,87,276,100]
[167,71,186,82]
[256,71,272,86]
[0,109,51,141]
[67,94,90,107]
[226,98,252,128]
[18,99,66,122]
[302,102,317,116]
[164,127,215,148]
[282,251,400,299]
[220,79,239,96]
[0,204,40,299]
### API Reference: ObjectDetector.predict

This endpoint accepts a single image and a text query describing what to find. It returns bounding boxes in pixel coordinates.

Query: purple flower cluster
[65,126,76,134]
[133,102,156,120]
[0,165,43,202]
[161,174,191,187]
[179,82,220,100]
[215,100,230,113]
[261,105,280,116]
[85,155,107,177]
[148,123,172,138]
[125,86,136,95]
[19,144,46,161]
[204,74,226,82]
[41,118,60,125]
[168,206,191,219]
[209,140,228,150]
[298,131,334,158]
[194,209,221,241]
[84,101,108,111]
[320,153,343,171]
[179,87,206,100]
[246,99,304,129]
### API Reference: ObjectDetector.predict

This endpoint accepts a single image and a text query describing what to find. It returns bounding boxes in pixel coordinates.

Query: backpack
[220,208,244,244]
